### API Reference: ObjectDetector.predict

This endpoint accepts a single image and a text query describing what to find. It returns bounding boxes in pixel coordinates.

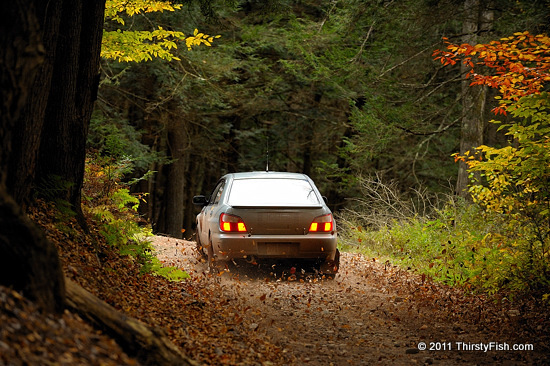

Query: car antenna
[265,137,269,172]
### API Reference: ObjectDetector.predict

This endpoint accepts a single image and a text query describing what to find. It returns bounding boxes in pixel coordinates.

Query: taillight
[219,213,248,233]
[309,214,334,233]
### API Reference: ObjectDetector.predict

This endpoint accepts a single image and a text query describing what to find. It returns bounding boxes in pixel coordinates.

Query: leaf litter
[151,236,549,365]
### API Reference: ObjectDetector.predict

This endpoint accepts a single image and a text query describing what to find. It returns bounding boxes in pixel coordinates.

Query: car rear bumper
[211,232,338,261]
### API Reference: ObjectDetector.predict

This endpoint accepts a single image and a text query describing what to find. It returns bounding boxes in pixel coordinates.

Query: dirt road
[151,236,547,365]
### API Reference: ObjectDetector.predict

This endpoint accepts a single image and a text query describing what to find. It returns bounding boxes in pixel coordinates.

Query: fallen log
[64,278,198,366]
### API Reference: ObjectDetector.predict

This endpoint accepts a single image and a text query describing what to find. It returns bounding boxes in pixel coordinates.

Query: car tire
[195,232,207,259]
[207,235,215,272]
[319,249,340,279]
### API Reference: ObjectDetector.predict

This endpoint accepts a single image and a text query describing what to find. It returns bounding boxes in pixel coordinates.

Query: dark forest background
[91,0,550,237]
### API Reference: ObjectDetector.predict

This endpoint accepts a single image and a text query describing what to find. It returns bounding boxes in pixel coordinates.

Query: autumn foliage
[434,32,550,300]
[433,32,550,114]
[101,0,220,62]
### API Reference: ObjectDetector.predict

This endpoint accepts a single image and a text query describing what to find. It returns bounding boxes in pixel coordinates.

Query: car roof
[224,171,311,180]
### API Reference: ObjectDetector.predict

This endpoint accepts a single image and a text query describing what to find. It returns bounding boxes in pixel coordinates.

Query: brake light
[309,214,334,233]
[219,213,248,232]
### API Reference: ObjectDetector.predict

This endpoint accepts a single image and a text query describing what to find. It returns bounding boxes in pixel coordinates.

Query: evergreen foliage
[92,0,550,298]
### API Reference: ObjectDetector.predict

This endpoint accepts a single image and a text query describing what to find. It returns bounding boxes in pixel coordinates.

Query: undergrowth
[338,176,550,302]
[83,153,188,281]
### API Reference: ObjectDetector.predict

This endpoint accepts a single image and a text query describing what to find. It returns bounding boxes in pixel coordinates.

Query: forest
[92,0,550,298]
[1,0,549,364]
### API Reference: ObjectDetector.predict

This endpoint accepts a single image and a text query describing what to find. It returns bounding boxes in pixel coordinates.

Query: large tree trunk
[0,3,198,363]
[0,0,43,186]
[0,0,66,314]
[34,0,105,226]
[0,188,66,313]
[456,0,494,198]
[6,0,63,208]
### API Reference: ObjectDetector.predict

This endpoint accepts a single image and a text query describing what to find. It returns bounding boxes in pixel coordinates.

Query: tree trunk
[34,0,106,226]
[183,154,200,238]
[6,0,63,208]
[456,0,493,199]
[161,122,187,238]
[0,188,66,314]
[65,279,198,366]
[1,5,198,363]
[0,0,66,314]
[0,0,43,186]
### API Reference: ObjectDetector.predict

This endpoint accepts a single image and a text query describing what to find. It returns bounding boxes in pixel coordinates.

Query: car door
[200,178,226,244]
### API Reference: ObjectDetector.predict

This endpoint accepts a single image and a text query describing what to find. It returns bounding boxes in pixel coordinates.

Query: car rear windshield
[227,178,321,206]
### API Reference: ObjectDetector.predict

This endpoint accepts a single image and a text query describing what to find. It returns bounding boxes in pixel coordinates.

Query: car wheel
[195,232,207,259]
[206,235,215,272]
[319,249,340,279]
